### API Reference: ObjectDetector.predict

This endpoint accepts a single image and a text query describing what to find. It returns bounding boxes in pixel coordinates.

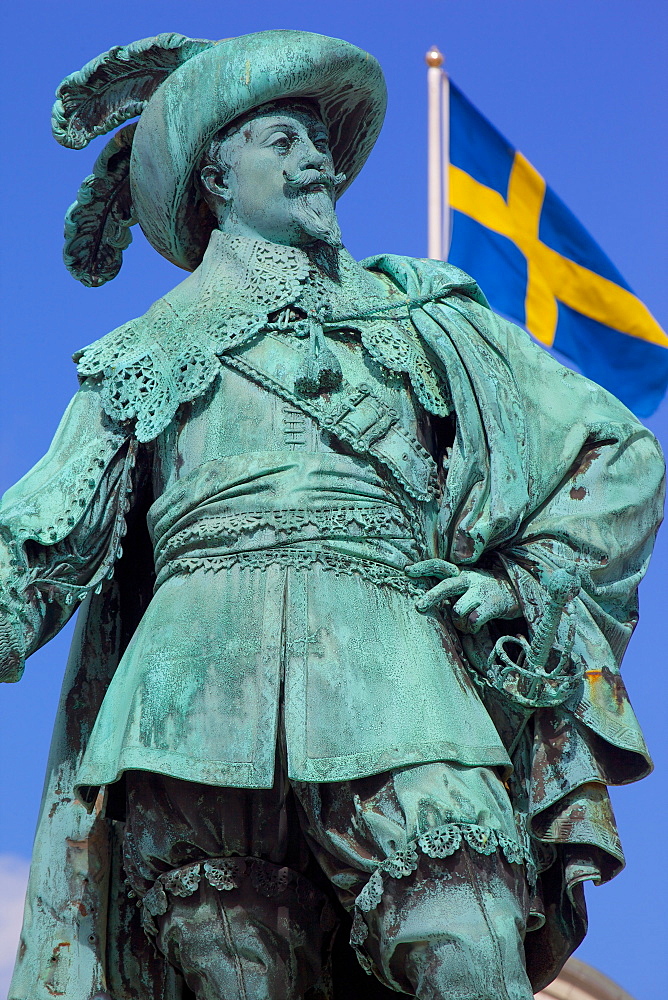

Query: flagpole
[441,66,451,260]
[426,46,444,259]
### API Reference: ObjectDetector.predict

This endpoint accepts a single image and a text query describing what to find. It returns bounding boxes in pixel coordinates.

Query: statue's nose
[298,140,328,171]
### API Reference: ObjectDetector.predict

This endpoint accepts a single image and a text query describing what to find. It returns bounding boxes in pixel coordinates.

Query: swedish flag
[448,82,668,416]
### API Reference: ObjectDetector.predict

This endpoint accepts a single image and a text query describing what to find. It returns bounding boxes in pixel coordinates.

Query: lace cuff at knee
[350,820,535,974]
[129,856,330,938]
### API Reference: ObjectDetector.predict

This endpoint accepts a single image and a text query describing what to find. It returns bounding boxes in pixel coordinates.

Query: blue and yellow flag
[448,82,668,416]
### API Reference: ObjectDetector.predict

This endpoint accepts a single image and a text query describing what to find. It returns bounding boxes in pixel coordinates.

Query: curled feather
[63,123,138,286]
[52,32,214,149]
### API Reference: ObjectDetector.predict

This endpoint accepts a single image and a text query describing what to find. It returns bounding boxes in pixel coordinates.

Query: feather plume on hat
[53,33,215,285]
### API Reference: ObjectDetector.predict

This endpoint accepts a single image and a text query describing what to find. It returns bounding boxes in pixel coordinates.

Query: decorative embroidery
[163,862,202,897]
[203,858,246,891]
[496,832,528,867]
[31,439,138,606]
[248,861,291,899]
[2,421,128,548]
[142,881,168,917]
[355,869,384,913]
[196,236,311,319]
[138,875,168,936]
[462,824,498,856]
[155,546,430,600]
[154,503,423,575]
[74,299,221,443]
[381,846,419,879]
[350,910,375,976]
[417,824,462,859]
[356,317,451,418]
[0,438,140,683]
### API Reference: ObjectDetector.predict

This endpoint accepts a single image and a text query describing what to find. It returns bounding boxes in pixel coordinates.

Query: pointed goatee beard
[291,190,343,248]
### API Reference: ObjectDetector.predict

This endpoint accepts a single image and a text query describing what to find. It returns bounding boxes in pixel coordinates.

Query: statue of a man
[3,30,663,1000]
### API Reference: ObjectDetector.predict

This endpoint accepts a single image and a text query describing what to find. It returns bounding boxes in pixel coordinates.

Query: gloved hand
[406,559,520,634]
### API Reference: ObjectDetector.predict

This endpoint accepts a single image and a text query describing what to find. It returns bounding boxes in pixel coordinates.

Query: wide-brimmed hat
[53,30,387,285]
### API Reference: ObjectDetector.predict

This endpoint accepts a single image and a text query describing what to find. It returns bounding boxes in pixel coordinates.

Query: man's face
[202,106,344,248]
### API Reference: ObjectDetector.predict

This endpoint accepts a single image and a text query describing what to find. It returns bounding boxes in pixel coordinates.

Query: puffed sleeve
[0,381,137,682]
[418,291,664,786]
[500,423,663,771]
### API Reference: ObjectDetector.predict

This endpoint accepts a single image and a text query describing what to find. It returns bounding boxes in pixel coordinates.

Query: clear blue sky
[0,2,666,997]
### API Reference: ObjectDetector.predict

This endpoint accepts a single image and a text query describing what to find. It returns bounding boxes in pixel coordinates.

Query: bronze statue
[2,30,663,1000]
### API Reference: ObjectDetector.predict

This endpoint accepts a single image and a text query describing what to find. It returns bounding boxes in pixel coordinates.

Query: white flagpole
[441,66,451,260]
[426,46,444,259]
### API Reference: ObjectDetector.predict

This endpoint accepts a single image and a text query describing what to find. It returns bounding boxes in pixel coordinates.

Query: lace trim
[0,440,138,685]
[74,242,452,443]
[75,300,222,443]
[350,821,535,969]
[196,235,312,320]
[155,504,422,572]
[355,317,451,418]
[159,236,316,363]
[136,856,323,937]
[4,425,129,548]
[155,546,430,598]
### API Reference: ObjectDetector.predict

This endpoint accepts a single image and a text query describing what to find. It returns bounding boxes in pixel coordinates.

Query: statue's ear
[199,163,232,206]
[51,32,214,149]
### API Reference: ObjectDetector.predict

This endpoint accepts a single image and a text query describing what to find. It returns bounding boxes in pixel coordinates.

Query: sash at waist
[149,453,430,586]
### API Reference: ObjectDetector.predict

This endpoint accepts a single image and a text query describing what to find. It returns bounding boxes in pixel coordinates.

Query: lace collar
[170,229,393,332]
[74,235,452,442]
[193,231,312,315]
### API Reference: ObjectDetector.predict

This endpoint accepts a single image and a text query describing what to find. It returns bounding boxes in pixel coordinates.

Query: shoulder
[72,276,219,443]
[73,299,171,379]
[72,260,207,380]
[361,252,489,307]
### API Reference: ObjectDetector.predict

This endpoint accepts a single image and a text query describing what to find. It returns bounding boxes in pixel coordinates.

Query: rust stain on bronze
[48,797,71,819]
[569,486,587,500]
[604,665,628,708]
[44,941,71,996]
[586,666,627,708]
[575,445,602,476]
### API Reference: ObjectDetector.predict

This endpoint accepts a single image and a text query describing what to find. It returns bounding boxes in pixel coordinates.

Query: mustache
[283,168,347,194]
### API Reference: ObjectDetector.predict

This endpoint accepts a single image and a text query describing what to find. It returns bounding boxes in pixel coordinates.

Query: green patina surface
[1,28,664,1000]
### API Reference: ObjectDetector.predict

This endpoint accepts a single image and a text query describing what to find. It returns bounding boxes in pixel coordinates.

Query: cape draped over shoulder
[3,254,663,998]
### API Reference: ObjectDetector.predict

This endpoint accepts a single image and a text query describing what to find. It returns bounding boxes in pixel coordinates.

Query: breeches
[122,762,534,999]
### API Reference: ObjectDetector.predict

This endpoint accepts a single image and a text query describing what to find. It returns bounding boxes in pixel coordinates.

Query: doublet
[76,235,511,789]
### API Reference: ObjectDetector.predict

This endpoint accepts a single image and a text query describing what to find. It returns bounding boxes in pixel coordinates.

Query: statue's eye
[268,133,292,152]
